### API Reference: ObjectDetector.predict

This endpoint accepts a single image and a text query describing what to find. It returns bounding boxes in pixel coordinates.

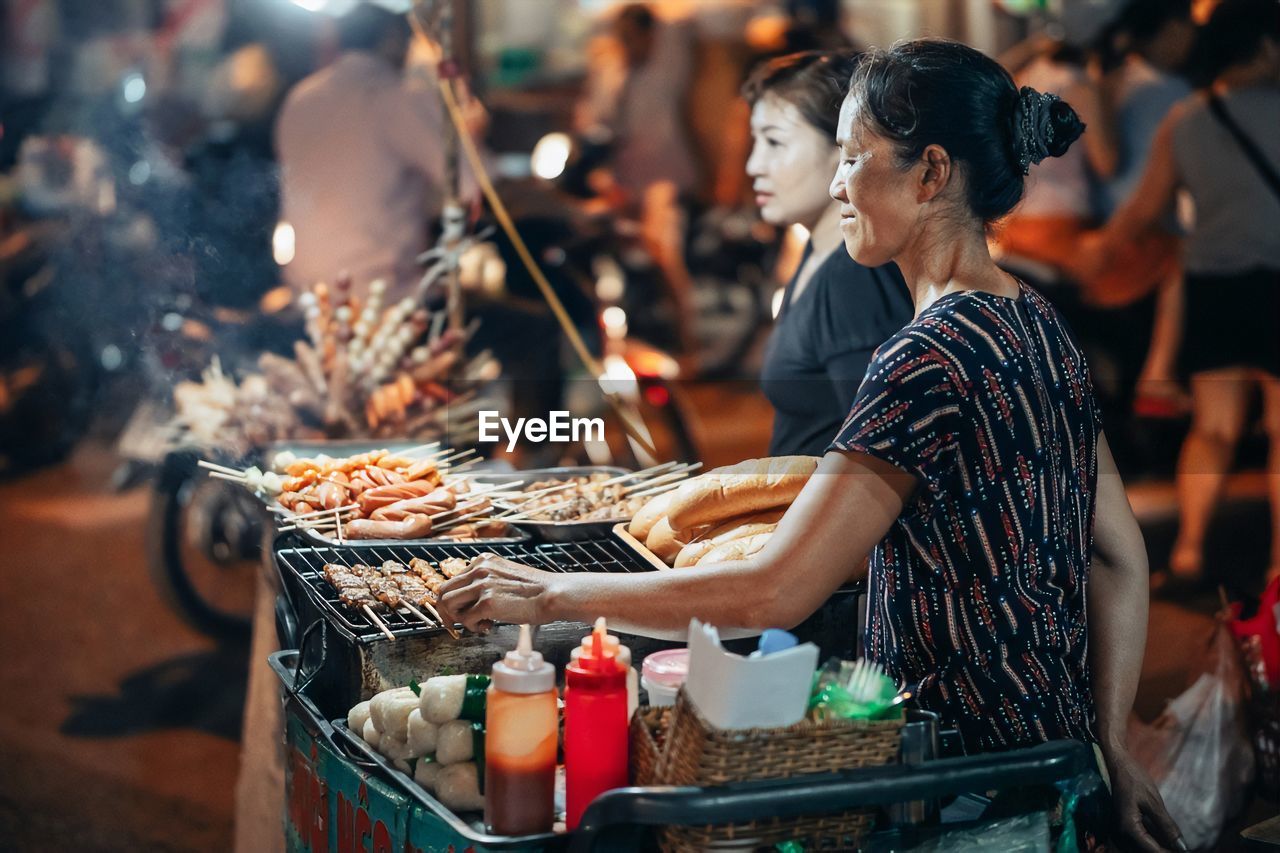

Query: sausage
[284,458,323,477]
[357,479,445,515]
[315,480,350,510]
[344,514,433,540]
[402,459,440,483]
[282,474,316,493]
[369,488,457,521]
[348,473,376,494]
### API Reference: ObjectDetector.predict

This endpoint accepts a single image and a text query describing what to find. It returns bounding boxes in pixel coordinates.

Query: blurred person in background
[576,2,700,358]
[275,4,481,304]
[1085,0,1280,588]
[744,50,911,456]
[1090,0,1196,416]
[995,25,1119,277]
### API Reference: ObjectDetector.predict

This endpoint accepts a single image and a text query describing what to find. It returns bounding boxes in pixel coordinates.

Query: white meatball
[435,762,484,813]
[347,700,372,734]
[362,718,381,749]
[407,708,439,757]
[369,687,418,740]
[435,719,476,766]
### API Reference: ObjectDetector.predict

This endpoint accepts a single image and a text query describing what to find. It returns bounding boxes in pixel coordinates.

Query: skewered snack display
[171,276,501,455]
[201,446,530,544]
[493,462,702,525]
[321,559,459,638]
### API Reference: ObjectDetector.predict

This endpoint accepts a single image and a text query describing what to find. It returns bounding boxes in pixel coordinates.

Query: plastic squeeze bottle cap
[576,618,624,675]
[491,624,555,693]
[572,617,631,666]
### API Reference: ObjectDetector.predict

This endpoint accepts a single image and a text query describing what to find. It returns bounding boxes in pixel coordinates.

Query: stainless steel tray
[293,522,528,549]
[471,466,635,542]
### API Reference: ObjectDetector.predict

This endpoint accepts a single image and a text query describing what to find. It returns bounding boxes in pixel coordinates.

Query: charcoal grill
[277,537,657,644]
[272,531,862,721]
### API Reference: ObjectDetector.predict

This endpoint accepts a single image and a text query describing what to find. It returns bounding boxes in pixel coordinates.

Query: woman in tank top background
[1086,0,1280,588]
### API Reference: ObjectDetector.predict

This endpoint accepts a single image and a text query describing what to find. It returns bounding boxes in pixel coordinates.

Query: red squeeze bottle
[564,617,629,830]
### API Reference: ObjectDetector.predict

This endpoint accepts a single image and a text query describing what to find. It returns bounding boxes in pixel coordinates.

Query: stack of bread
[626,455,817,567]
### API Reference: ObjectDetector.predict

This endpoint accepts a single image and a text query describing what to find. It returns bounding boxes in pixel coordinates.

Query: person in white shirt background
[275,4,483,305]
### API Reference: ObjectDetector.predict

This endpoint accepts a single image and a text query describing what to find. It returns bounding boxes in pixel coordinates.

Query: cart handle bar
[574,739,1093,843]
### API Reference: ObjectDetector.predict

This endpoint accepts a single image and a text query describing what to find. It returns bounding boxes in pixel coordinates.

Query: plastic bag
[864,812,1050,851]
[1127,622,1255,850]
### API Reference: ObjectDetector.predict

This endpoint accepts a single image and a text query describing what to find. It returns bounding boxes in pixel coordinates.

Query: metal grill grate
[277,537,656,643]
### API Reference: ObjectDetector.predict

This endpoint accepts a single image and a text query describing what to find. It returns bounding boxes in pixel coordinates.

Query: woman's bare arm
[437,451,914,638]
[1102,110,1182,249]
[1088,431,1184,852]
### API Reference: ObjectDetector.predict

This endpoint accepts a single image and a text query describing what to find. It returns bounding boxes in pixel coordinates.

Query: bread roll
[696,532,773,565]
[666,456,817,531]
[645,516,687,563]
[628,490,674,541]
[674,509,784,568]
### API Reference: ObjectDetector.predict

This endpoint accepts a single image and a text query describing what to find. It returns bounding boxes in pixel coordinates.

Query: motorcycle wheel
[146,450,258,640]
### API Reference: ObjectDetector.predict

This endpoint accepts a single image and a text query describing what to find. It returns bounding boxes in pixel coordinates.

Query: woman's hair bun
[1011,86,1085,175]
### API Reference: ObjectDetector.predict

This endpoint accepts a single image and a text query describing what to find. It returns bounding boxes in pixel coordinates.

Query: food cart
[254,451,1099,852]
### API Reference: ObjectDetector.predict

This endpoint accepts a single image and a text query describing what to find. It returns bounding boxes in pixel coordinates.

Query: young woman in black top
[746,52,913,456]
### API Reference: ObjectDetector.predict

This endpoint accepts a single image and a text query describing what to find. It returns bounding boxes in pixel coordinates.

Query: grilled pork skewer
[323,563,379,608]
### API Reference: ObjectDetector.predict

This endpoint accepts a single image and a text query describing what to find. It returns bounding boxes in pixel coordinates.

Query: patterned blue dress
[829,280,1102,752]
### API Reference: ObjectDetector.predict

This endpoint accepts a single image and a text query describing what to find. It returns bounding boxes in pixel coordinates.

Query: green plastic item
[808,660,904,722]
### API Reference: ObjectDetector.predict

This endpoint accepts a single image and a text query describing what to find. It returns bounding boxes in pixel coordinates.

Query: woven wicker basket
[630,689,903,851]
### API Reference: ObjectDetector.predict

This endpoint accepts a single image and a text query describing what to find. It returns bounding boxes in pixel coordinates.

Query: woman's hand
[437,553,560,632]
[1104,746,1185,852]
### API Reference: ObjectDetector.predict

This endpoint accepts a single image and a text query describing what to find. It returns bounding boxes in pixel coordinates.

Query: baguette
[695,532,773,565]
[665,455,817,531]
[628,490,674,541]
[645,517,687,564]
[674,509,784,568]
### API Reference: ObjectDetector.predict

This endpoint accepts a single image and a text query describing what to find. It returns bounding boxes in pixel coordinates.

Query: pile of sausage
[276,449,509,541]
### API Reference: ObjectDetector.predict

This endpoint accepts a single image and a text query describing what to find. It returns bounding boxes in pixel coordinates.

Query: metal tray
[293,523,530,550]
[331,719,569,849]
[472,466,636,542]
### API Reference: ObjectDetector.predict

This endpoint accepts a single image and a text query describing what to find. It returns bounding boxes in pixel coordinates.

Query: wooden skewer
[496,497,579,523]
[625,480,683,501]
[622,463,701,495]
[448,457,481,474]
[403,601,461,640]
[438,448,477,467]
[442,480,519,503]
[207,471,248,484]
[428,498,490,522]
[288,502,360,521]
[363,605,396,641]
[399,442,443,458]
[506,462,676,504]
[198,460,247,477]
[603,460,680,486]
[430,503,498,532]
[502,477,583,502]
